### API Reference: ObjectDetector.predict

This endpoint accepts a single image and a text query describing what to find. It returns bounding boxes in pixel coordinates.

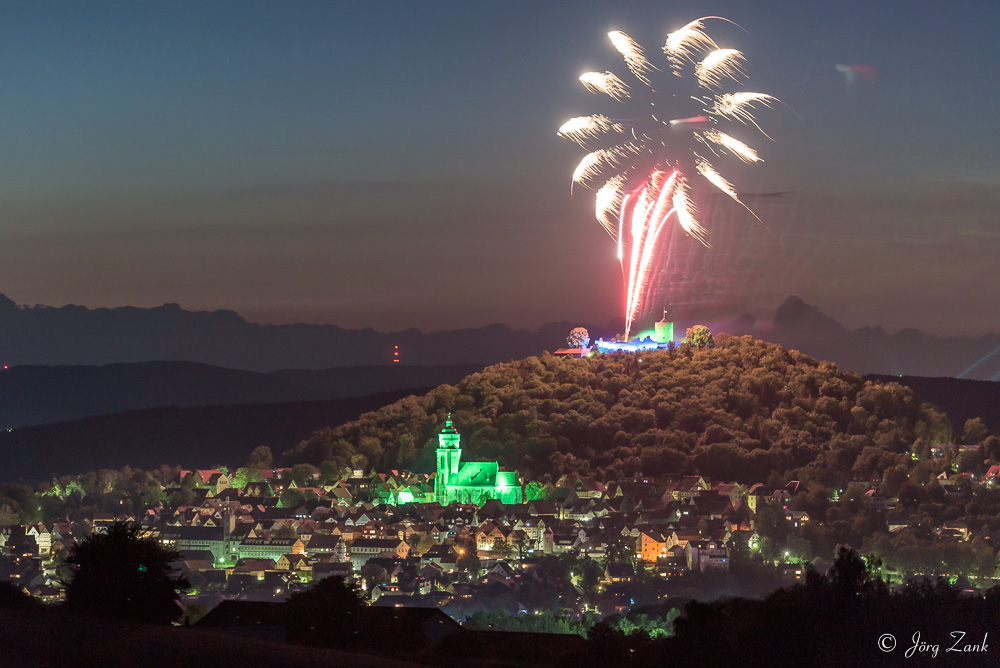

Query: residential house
[685,539,729,573]
[238,538,304,561]
[349,537,410,570]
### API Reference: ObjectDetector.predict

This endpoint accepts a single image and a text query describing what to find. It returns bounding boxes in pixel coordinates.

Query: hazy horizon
[1,3,996,338]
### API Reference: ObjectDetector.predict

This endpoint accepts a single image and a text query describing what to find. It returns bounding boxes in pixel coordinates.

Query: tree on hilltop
[567,327,591,348]
[685,325,714,349]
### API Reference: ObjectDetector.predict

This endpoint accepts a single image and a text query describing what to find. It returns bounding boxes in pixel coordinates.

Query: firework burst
[561,18,777,339]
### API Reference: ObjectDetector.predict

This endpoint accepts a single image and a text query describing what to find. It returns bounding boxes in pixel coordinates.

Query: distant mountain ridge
[721,296,1000,381]
[0,361,482,429]
[0,294,595,371]
[1,293,998,379]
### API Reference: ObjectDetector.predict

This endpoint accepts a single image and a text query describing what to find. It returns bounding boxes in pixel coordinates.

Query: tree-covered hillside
[283,335,953,484]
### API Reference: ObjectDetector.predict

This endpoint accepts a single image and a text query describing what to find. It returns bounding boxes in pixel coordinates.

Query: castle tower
[435,414,463,498]
[653,308,674,344]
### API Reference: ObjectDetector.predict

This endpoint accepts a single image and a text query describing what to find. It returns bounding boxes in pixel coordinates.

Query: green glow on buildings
[632,328,656,341]
[631,315,673,344]
[435,414,522,505]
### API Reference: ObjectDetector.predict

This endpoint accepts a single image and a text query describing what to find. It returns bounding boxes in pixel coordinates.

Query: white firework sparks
[672,178,708,245]
[703,129,761,162]
[559,19,776,338]
[713,92,778,139]
[595,175,627,237]
[696,48,746,89]
[608,30,655,85]
[664,19,718,72]
[695,157,737,200]
[579,71,630,102]
[557,115,624,147]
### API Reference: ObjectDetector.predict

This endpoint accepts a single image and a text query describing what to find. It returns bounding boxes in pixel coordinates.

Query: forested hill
[284,335,954,484]
[865,373,1000,436]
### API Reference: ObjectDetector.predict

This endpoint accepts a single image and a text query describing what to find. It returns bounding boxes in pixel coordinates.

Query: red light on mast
[393,345,400,364]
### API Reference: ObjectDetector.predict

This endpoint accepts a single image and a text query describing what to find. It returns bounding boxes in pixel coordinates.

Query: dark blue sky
[0,1,997,336]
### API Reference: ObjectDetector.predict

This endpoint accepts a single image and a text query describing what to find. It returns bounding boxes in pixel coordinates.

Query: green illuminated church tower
[435,415,463,489]
[435,414,521,505]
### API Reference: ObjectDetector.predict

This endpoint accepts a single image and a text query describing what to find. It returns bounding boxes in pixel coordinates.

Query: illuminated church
[435,415,522,505]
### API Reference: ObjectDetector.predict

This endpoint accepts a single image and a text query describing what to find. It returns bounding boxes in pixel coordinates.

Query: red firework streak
[620,170,679,339]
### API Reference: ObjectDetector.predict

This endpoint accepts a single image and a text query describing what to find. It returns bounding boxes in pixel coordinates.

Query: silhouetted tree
[290,463,319,486]
[279,488,305,509]
[604,531,637,565]
[360,563,389,594]
[0,581,41,610]
[963,417,990,445]
[285,576,364,647]
[826,545,888,602]
[246,445,274,469]
[456,538,481,575]
[513,532,530,559]
[984,434,1000,462]
[63,521,189,625]
[271,524,299,540]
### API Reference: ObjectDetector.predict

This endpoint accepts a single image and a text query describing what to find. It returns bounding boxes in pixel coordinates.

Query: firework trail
[559,18,777,339]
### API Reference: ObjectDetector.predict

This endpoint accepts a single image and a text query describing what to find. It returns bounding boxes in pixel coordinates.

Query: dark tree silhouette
[824,544,889,602]
[604,531,637,565]
[963,417,990,445]
[456,539,482,575]
[360,563,389,594]
[285,576,365,647]
[246,445,274,469]
[0,581,42,610]
[63,521,189,625]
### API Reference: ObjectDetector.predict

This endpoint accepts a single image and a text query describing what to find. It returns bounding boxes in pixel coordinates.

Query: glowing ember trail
[559,17,778,339]
[623,170,680,327]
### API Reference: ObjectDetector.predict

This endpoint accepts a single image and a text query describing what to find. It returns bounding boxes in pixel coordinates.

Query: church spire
[441,412,458,434]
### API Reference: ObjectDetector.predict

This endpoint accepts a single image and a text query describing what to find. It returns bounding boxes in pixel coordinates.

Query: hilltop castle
[434,415,522,505]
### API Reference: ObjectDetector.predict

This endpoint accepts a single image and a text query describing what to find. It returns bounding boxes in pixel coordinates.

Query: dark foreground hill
[0,609,419,668]
[0,361,481,428]
[0,390,430,483]
[284,335,956,484]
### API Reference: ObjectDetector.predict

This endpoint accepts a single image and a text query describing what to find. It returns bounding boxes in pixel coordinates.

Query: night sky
[0,1,997,337]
